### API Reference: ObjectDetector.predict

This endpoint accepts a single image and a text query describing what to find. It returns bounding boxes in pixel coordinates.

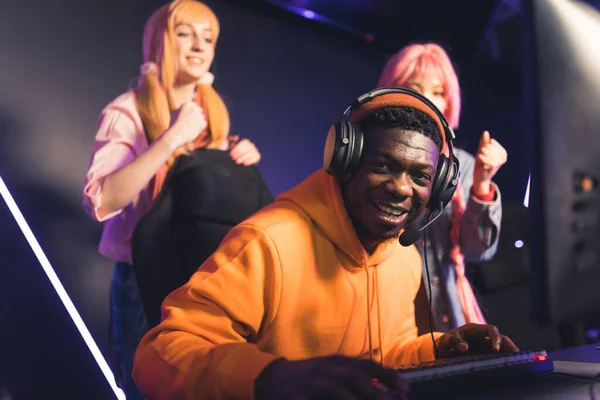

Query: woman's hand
[472,131,507,195]
[228,135,261,166]
[162,101,209,151]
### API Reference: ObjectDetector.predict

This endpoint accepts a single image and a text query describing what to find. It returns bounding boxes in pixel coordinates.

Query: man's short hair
[359,106,443,151]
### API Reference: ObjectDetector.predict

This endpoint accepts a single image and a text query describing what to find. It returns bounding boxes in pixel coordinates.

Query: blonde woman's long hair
[136,0,230,168]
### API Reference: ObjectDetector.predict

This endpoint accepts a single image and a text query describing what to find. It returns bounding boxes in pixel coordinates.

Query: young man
[132,89,518,400]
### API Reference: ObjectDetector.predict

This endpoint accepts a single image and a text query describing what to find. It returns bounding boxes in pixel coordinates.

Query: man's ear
[342,172,353,185]
[336,171,354,187]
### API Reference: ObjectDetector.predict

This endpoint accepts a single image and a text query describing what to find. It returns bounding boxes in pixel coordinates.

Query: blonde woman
[82,1,261,398]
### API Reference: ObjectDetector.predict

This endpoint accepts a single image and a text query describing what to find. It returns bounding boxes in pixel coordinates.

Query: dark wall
[0,0,528,388]
[459,60,528,205]
[206,0,391,193]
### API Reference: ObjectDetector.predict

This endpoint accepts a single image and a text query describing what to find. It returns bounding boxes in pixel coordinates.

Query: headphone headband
[340,86,455,146]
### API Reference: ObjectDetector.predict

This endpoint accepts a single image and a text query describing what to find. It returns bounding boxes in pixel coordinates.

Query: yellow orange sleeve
[383,302,444,367]
[132,224,282,400]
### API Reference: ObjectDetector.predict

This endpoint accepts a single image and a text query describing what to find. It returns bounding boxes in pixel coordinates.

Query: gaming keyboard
[393,350,554,398]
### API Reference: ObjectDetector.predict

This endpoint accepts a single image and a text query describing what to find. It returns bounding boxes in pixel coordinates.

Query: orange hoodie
[133,169,443,400]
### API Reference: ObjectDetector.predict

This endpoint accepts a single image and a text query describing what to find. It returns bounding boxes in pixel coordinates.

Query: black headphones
[323,86,460,211]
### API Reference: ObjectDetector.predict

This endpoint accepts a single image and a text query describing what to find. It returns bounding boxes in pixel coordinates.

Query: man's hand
[436,323,520,359]
[472,131,507,196]
[255,355,408,400]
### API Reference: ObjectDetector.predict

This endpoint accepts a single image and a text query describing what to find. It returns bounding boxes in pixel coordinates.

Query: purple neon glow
[524,174,530,207]
[302,9,315,19]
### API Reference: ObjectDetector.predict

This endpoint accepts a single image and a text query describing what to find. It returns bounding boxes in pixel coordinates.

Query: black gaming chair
[131,149,273,329]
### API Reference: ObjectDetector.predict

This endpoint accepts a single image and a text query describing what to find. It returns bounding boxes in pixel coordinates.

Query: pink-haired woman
[379,43,508,331]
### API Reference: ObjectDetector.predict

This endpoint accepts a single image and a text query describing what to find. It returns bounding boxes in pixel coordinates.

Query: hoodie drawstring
[374,267,384,365]
[366,267,374,361]
[366,266,385,366]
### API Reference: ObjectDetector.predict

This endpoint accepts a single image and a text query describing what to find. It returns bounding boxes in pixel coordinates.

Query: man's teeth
[376,203,405,216]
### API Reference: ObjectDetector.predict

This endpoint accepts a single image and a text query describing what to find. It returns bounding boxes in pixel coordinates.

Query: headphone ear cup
[429,154,459,210]
[345,122,364,174]
[323,124,340,175]
[323,121,354,177]
[440,157,459,207]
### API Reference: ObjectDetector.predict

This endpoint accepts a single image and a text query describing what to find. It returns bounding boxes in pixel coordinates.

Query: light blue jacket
[418,148,502,331]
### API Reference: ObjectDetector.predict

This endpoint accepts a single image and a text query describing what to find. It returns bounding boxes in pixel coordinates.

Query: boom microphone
[399,203,444,247]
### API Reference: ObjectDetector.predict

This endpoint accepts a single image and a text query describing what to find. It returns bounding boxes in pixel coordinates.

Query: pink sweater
[83,91,154,265]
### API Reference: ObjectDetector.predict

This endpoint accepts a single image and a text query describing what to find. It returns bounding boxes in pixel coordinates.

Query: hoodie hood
[276,169,400,269]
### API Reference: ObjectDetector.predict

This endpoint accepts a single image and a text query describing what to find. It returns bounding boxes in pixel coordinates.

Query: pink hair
[449,182,487,325]
[378,43,461,129]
